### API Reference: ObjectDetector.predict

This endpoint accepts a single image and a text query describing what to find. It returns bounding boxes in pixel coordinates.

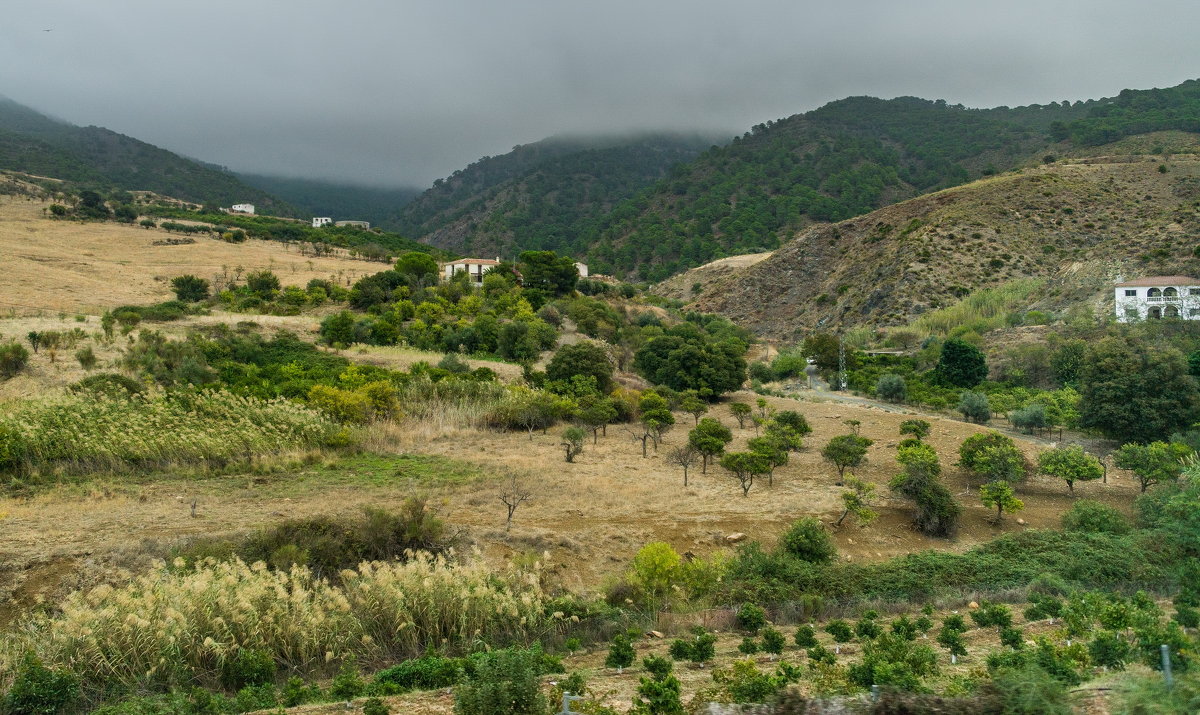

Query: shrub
[546,342,614,394]
[935,338,988,388]
[957,391,991,423]
[629,542,681,602]
[375,653,463,691]
[777,517,836,563]
[825,620,853,644]
[1061,500,1130,534]
[220,648,275,690]
[794,625,818,648]
[1010,403,1048,433]
[736,603,768,631]
[453,646,550,715]
[307,384,374,424]
[1089,630,1131,669]
[632,655,684,713]
[1000,626,1025,650]
[971,602,1013,629]
[605,634,635,671]
[875,373,907,403]
[847,632,938,692]
[362,697,390,715]
[171,274,211,302]
[984,663,1072,715]
[713,659,800,704]
[958,431,1026,482]
[761,627,786,656]
[0,341,30,378]
[738,637,759,655]
[2,653,80,715]
[74,346,97,371]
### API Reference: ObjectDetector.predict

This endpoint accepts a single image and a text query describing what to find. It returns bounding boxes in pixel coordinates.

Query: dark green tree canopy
[1079,337,1200,444]
[394,251,439,280]
[633,325,746,401]
[517,250,579,306]
[546,342,613,393]
[934,338,988,388]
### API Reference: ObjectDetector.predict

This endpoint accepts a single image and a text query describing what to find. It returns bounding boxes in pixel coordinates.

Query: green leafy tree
[778,517,836,563]
[320,311,358,348]
[720,451,771,496]
[891,442,960,537]
[875,373,907,403]
[688,417,733,473]
[561,426,586,463]
[730,402,752,428]
[794,625,818,648]
[957,391,991,424]
[245,270,281,299]
[1114,441,1190,493]
[606,633,635,673]
[574,394,617,444]
[1079,337,1200,443]
[761,627,786,656]
[773,410,812,437]
[825,620,854,651]
[629,542,680,601]
[899,419,930,441]
[747,434,788,486]
[631,655,684,715]
[680,392,708,424]
[822,434,873,482]
[1037,445,1103,493]
[454,646,550,715]
[980,480,1024,522]
[936,627,967,664]
[848,632,939,691]
[934,338,988,388]
[517,250,579,306]
[836,477,878,527]
[958,431,1026,483]
[170,274,210,302]
[634,392,675,457]
[394,251,439,280]
[547,342,613,393]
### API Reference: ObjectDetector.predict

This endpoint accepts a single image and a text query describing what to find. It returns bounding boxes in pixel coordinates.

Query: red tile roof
[1116,276,1200,287]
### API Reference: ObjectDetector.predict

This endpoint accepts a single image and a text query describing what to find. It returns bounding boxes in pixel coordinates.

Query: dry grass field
[0,196,380,315]
[0,388,1141,626]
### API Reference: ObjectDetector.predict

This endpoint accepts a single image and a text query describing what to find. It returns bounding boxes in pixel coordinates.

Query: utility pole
[837,333,847,391]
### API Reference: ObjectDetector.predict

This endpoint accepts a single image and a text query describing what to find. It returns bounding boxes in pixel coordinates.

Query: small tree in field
[561,427,585,463]
[688,418,732,473]
[720,451,771,496]
[1037,445,1103,493]
[822,434,873,483]
[680,392,708,425]
[575,394,617,444]
[937,627,967,664]
[959,432,1026,483]
[499,474,532,531]
[773,410,812,438]
[836,477,878,527]
[667,444,699,487]
[633,392,675,456]
[606,634,635,674]
[1113,441,1189,493]
[171,274,210,302]
[730,402,752,429]
[980,480,1023,522]
[875,373,907,403]
[899,419,930,442]
[957,391,991,424]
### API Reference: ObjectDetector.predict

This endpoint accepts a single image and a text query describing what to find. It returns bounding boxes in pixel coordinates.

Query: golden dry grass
[0,197,379,315]
[0,390,1142,622]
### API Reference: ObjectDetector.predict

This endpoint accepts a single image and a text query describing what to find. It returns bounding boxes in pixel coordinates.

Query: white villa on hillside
[230,203,255,214]
[441,258,501,286]
[312,217,332,228]
[1115,276,1200,322]
[574,262,589,278]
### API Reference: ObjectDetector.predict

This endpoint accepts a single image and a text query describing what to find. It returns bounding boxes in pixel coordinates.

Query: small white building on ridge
[230,203,255,214]
[312,217,333,228]
[1114,275,1200,322]
[441,258,501,286]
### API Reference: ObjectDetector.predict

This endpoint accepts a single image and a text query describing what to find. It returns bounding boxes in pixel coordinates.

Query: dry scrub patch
[0,197,377,315]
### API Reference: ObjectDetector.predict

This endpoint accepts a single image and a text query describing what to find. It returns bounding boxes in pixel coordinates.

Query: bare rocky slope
[659,132,1200,340]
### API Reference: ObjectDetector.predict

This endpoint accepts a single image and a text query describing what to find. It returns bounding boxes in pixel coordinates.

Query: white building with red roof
[1114,275,1200,322]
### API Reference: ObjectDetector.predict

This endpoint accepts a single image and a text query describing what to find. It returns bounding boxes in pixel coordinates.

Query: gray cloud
[2,0,1198,187]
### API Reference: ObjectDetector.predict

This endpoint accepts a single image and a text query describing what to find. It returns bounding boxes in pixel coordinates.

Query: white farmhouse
[441,257,501,286]
[574,261,589,278]
[312,217,333,228]
[1114,276,1200,322]
[230,203,255,214]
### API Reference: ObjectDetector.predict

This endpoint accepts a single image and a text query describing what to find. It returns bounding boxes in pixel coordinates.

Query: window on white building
[1125,289,1137,296]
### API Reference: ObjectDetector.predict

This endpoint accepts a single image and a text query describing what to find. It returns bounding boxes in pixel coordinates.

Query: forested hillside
[237,173,422,226]
[391,133,718,258]
[0,97,287,210]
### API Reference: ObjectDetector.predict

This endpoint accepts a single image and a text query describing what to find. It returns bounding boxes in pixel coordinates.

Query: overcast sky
[2,1,1198,188]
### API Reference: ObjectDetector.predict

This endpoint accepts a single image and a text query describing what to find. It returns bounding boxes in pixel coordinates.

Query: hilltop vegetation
[0,97,286,210]
[392,133,717,259]
[237,173,422,227]
[669,146,1200,337]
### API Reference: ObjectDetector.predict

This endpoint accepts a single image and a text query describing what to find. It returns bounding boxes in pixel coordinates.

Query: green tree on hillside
[958,432,1026,483]
[546,342,613,393]
[170,274,210,302]
[934,338,988,388]
[822,434,873,482]
[688,418,733,473]
[980,480,1023,522]
[394,251,439,280]
[1079,338,1200,444]
[1037,445,1103,493]
[1114,441,1190,493]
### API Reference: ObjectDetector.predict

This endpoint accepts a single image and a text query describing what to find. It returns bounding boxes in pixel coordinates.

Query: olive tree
[1037,445,1103,493]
